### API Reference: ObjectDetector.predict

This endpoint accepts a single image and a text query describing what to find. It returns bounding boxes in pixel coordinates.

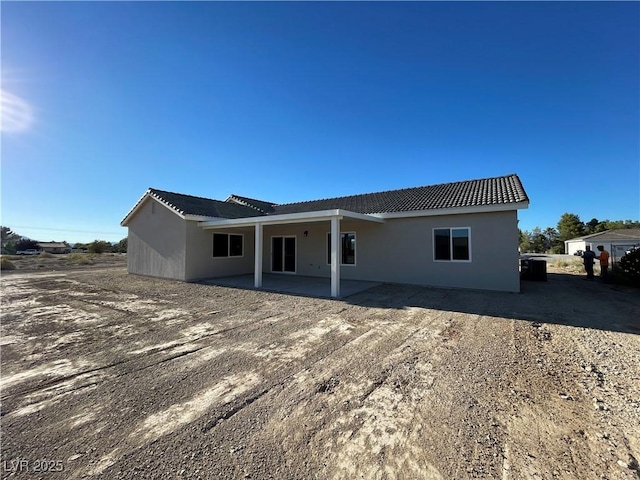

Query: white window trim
[432,227,472,262]
[212,233,244,258]
[326,231,357,266]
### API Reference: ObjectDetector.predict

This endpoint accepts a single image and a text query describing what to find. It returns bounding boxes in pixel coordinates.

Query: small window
[434,228,470,261]
[327,232,356,265]
[213,233,243,257]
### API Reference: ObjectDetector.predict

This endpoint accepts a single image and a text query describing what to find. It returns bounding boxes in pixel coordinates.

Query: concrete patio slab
[200,273,381,298]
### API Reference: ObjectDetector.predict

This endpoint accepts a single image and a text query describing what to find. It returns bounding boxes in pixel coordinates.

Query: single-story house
[121,174,530,296]
[564,229,640,261]
[37,242,71,254]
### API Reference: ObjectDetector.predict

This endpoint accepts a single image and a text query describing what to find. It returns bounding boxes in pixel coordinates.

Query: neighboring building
[37,242,71,254]
[121,174,530,296]
[564,229,640,261]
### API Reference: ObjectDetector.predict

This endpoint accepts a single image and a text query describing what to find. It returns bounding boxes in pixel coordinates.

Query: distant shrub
[1,258,16,270]
[40,252,54,258]
[67,253,94,265]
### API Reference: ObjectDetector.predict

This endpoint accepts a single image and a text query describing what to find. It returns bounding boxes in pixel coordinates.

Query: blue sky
[2,1,638,244]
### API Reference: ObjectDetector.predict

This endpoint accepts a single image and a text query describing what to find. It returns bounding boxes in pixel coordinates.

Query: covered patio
[199,209,385,298]
[201,273,381,299]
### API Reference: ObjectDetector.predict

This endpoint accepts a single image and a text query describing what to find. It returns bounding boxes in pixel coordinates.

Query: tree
[543,227,559,252]
[519,229,531,252]
[1,226,20,254]
[585,218,600,235]
[114,237,127,253]
[519,228,548,253]
[600,219,640,231]
[15,238,39,252]
[557,213,585,242]
[530,227,547,253]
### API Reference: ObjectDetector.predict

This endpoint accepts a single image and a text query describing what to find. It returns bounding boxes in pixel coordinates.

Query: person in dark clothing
[582,245,596,280]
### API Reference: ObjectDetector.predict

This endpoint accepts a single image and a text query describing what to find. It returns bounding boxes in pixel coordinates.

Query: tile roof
[148,189,263,219]
[271,174,528,215]
[134,174,528,221]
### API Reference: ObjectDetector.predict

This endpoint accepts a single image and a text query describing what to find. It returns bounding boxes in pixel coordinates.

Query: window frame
[432,227,471,262]
[212,233,244,258]
[326,232,357,266]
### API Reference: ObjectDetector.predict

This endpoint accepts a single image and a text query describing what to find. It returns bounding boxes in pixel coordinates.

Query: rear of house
[121,174,529,296]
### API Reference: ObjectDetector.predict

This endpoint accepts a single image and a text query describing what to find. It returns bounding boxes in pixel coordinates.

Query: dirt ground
[1,256,639,480]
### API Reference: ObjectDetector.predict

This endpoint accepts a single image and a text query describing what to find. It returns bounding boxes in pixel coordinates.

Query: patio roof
[198,208,384,229]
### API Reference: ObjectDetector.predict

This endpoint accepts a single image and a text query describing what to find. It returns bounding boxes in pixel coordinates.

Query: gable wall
[126,198,187,280]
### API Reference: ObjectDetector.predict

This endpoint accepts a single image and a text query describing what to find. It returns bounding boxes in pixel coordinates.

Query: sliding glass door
[272,236,296,273]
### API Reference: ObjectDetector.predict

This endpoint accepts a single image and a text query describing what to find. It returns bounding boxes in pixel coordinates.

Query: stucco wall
[184,224,255,281]
[262,211,521,292]
[126,199,187,280]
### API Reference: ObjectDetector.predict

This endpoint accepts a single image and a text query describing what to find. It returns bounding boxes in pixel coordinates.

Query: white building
[564,229,640,261]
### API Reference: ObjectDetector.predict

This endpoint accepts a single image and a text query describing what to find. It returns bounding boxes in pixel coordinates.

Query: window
[229,235,243,257]
[327,232,356,265]
[434,228,470,261]
[213,233,243,257]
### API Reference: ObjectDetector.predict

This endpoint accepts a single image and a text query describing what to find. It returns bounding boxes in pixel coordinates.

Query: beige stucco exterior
[185,222,255,281]
[258,210,519,292]
[126,198,521,292]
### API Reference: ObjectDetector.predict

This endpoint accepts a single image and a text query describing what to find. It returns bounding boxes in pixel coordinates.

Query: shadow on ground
[344,272,640,336]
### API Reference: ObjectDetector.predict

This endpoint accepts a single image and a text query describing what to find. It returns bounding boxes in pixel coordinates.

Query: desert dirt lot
[1,256,639,480]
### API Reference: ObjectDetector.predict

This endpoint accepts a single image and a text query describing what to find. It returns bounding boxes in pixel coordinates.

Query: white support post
[254,223,263,288]
[330,216,340,298]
